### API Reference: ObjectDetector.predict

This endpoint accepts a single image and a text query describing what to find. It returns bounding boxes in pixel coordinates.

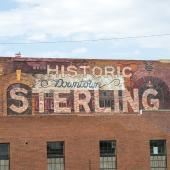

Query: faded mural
[0,57,170,115]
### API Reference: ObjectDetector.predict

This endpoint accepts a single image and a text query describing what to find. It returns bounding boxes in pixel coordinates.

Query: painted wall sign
[7,83,32,115]
[32,74,125,92]
[0,57,169,115]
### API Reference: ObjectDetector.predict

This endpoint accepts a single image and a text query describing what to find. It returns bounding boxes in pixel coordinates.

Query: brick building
[0,57,169,170]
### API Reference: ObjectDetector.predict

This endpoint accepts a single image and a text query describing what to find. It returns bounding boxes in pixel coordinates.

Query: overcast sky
[0,0,170,60]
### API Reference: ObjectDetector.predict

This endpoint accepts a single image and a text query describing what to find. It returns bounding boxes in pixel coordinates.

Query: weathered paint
[0,57,169,115]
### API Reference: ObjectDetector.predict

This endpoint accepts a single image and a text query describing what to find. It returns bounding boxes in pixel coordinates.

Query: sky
[0,0,170,60]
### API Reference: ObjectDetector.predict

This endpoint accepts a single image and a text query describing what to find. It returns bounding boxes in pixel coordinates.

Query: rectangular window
[150,140,167,170]
[47,141,64,170]
[100,140,117,170]
[0,143,10,170]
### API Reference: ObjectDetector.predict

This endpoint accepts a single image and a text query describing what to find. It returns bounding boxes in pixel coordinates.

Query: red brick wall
[0,57,169,170]
[0,112,169,170]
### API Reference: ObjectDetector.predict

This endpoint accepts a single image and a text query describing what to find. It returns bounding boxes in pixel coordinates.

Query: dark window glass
[100,140,116,170]
[150,140,167,170]
[150,140,166,156]
[100,141,116,157]
[47,142,64,170]
[47,142,64,158]
[0,144,9,160]
[0,143,10,170]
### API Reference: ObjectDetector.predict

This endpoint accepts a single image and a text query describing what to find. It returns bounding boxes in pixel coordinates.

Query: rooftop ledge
[0,110,169,118]
[159,59,170,63]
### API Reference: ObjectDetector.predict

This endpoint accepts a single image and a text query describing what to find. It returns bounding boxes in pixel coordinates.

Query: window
[150,140,167,170]
[100,140,117,170]
[47,142,64,170]
[0,143,10,170]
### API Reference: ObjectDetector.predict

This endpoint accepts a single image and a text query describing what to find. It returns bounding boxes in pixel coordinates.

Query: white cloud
[28,47,88,58]
[27,33,48,41]
[0,0,170,50]
[72,47,87,54]
[133,50,141,56]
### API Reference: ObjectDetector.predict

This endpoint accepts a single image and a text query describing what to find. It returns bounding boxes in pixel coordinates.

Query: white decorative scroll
[32,74,125,93]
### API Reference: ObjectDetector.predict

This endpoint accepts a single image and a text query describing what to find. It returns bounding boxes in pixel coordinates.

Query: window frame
[0,143,10,170]
[150,139,167,170]
[47,141,65,170]
[99,140,117,170]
